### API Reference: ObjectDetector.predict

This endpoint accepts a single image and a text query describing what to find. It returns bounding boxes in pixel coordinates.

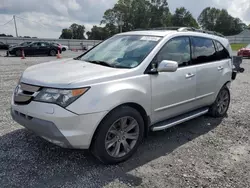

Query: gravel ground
[0,50,249,188]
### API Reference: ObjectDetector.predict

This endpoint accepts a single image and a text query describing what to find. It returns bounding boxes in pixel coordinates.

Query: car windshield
[80,35,162,68]
[20,42,30,46]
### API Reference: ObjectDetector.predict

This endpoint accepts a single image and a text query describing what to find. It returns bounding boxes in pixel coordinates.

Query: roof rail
[133,27,183,31]
[177,27,224,37]
[133,27,224,37]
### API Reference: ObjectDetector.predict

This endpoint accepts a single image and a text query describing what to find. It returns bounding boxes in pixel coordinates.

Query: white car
[11,27,236,164]
[52,42,69,51]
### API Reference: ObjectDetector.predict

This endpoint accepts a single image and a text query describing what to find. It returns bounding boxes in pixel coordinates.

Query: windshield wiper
[84,60,114,68]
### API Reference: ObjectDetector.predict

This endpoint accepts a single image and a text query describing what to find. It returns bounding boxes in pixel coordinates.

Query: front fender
[67,76,151,115]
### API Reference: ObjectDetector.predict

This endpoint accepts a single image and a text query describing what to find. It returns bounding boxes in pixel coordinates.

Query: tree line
[60,0,249,40]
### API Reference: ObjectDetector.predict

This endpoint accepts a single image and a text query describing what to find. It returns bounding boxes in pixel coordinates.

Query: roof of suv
[119,30,176,37]
[119,29,232,56]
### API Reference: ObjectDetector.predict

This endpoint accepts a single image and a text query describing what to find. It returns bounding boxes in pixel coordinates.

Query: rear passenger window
[215,41,230,60]
[192,37,216,64]
[155,37,191,67]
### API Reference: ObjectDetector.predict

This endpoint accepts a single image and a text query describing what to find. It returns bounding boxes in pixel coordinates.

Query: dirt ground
[0,50,249,188]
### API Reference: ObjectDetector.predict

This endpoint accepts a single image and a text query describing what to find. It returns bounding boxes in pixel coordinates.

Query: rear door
[191,37,227,108]
[39,42,51,55]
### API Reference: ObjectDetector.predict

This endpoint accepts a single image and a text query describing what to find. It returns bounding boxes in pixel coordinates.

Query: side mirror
[157,60,178,72]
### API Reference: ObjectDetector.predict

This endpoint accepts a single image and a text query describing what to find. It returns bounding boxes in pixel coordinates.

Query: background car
[0,41,9,50]
[8,41,62,56]
[9,41,32,48]
[237,44,250,57]
[51,42,69,51]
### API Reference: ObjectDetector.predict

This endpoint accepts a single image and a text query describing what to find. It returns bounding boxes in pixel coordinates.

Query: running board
[151,107,209,131]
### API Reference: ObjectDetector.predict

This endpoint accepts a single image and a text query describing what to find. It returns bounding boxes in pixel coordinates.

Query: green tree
[149,0,172,27]
[70,23,86,39]
[59,28,73,39]
[87,24,118,40]
[101,0,172,32]
[198,7,246,35]
[172,7,199,28]
[198,7,220,31]
[87,26,107,40]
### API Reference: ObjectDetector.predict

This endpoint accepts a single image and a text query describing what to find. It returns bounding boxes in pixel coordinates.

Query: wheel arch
[90,102,150,148]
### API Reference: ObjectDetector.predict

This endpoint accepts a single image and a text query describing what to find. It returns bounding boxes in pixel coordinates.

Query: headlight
[34,88,89,107]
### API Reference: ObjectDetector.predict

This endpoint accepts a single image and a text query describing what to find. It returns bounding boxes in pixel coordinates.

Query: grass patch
[231,43,247,51]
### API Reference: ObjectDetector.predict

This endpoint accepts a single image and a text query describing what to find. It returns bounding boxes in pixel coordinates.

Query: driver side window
[31,42,41,47]
[155,36,191,67]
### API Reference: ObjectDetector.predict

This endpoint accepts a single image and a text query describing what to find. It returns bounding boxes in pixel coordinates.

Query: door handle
[218,66,224,71]
[185,73,195,79]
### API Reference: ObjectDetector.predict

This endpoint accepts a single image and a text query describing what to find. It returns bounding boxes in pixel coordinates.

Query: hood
[21,58,131,88]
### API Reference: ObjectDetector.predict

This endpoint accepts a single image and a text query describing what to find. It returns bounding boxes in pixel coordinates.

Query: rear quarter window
[214,40,230,60]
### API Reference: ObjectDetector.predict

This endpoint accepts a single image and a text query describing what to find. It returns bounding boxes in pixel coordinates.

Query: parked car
[237,44,250,57]
[51,42,69,51]
[8,41,61,56]
[0,41,9,50]
[11,28,237,164]
[9,41,32,48]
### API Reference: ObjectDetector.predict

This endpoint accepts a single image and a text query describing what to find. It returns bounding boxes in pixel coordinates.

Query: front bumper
[11,100,107,149]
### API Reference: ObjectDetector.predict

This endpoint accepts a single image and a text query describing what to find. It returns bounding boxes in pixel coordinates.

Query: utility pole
[13,15,18,37]
[118,14,124,33]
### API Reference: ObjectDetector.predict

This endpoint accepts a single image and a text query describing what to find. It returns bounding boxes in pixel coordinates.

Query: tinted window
[155,37,191,67]
[31,42,41,47]
[0,42,4,45]
[41,42,49,47]
[215,41,230,60]
[192,37,216,64]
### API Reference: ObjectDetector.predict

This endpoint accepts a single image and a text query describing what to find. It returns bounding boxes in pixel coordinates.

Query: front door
[151,36,197,124]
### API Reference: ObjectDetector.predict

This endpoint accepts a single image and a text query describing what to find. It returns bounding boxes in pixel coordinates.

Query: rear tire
[209,86,230,117]
[49,50,56,56]
[91,106,144,164]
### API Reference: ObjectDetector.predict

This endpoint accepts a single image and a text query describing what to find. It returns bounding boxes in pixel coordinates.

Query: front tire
[15,50,22,57]
[91,106,144,164]
[209,86,230,117]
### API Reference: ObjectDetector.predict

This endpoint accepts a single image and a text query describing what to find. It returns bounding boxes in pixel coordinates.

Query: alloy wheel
[216,89,230,115]
[105,116,140,158]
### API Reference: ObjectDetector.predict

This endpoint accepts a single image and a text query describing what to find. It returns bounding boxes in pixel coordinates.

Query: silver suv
[11,27,236,164]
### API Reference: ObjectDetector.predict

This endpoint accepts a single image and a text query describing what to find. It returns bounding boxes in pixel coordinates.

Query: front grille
[14,83,41,105]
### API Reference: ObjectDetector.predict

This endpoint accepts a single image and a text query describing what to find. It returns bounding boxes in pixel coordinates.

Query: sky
[0,0,249,38]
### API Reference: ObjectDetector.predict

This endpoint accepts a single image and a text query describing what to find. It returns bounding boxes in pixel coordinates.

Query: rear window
[191,37,217,64]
